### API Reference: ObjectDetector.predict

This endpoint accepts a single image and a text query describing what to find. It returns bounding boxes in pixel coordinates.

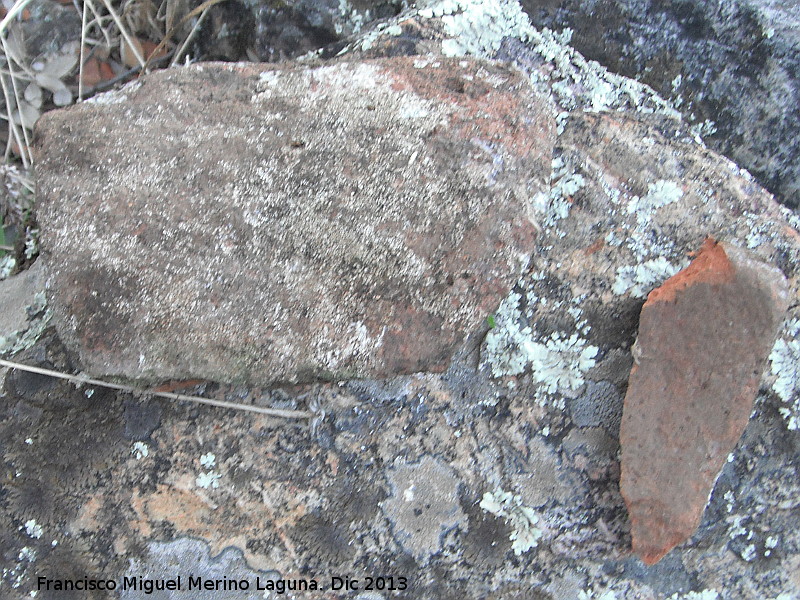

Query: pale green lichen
[23,227,38,260]
[0,291,53,355]
[417,0,681,118]
[419,0,533,58]
[196,452,221,488]
[479,488,542,555]
[0,254,14,279]
[667,591,719,600]
[131,442,149,460]
[626,180,683,225]
[483,291,530,377]
[532,156,586,230]
[769,318,800,430]
[28,290,46,314]
[195,471,221,489]
[523,333,598,394]
[611,256,683,298]
[356,18,406,50]
[337,0,366,36]
[483,290,597,393]
[578,590,617,600]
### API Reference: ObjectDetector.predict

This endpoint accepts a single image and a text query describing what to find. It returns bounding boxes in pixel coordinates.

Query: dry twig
[0,358,315,420]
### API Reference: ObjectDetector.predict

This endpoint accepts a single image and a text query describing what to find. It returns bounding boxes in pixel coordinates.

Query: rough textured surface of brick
[620,238,790,565]
[34,57,554,385]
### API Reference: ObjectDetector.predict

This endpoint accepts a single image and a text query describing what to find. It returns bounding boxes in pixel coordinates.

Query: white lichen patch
[764,535,778,557]
[0,254,15,280]
[199,452,216,468]
[689,119,717,142]
[769,318,800,430]
[743,211,773,249]
[524,333,598,394]
[417,0,680,120]
[740,543,757,561]
[484,285,598,398]
[532,155,586,230]
[479,488,542,555]
[4,546,36,589]
[667,590,720,600]
[195,471,221,489]
[611,256,684,298]
[626,180,683,225]
[131,442,149,460]
[0,291,53,356]
[578,590,617,600]
[85,80,141,105]
[23,520,43,539]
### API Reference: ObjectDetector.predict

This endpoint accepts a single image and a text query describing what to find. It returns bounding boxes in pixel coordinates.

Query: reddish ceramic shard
[620,238,789,565]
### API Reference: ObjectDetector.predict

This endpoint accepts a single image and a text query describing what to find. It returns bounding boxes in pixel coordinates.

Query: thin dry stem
[83,0,114,48]
[79,0,89,101]
[0,43,30,167]
[143,0,227,72]
[0,0,37,34]
[1,41,33,166]
[170,6,207,67]
[0,358,315,420]
[99,0,145,67]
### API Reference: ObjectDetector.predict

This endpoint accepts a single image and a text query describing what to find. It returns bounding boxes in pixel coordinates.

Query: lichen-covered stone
[34,57,554,385]
[521,0,800,209]
[7,1,800,598]
[620,238,789,565]
[381,456,467,564]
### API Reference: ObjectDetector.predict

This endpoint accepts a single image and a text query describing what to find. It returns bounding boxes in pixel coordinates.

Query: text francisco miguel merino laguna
[38,574,408,594]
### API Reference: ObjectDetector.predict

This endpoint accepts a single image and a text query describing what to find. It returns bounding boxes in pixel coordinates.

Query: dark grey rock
[569,380,623,436]
[520,0,800,209]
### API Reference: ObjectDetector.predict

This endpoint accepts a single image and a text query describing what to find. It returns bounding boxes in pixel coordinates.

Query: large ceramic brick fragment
[34,57,554,385]
[620,238,789,565]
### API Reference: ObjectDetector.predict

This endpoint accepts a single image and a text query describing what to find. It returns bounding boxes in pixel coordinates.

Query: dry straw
[0,358,314,420]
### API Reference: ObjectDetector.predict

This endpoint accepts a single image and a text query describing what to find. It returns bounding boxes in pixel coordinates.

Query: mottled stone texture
[34,57,554,385]
[522,0,800,208]
[620,238,789,565]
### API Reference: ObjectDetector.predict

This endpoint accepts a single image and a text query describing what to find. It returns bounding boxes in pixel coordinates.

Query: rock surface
[620,238,789,566]
[4,1,800,599]
[34,56,553,385]
[0,262,45,349]
[520,0,800,209]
